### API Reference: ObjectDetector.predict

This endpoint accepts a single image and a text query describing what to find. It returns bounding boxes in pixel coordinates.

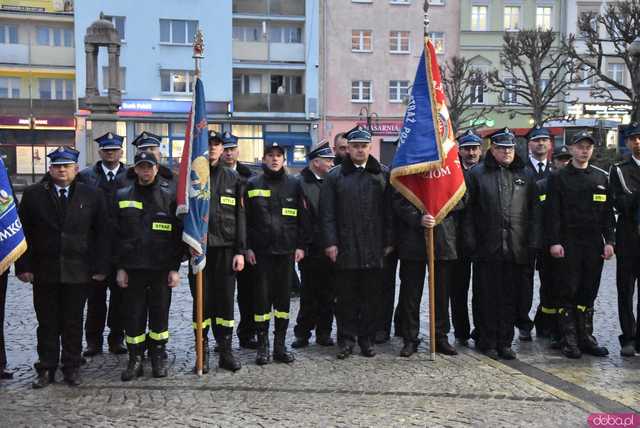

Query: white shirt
[101,163,119,181]
[54,184,70,198]
[529,156,547,173]
[632,155,640,168]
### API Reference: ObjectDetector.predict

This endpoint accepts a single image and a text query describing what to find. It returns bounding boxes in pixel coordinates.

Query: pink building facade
[319,0,459,165]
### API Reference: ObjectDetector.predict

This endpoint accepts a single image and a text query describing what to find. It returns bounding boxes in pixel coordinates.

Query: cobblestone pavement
[0,259,638,427]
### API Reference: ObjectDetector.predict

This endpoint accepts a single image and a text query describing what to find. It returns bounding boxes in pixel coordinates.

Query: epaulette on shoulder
[613,159,630,167]
[589,164,608,176]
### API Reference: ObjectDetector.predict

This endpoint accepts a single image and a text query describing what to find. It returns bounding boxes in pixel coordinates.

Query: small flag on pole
[390,37,465,223]
[176,77,210,273]
[0,159,26,275]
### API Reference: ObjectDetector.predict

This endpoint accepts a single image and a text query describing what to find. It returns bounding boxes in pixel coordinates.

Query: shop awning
[264,132,312,147]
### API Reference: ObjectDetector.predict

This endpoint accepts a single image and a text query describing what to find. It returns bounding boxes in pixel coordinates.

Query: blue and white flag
[0,159,26,275]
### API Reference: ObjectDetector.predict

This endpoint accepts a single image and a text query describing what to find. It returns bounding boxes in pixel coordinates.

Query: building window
[160,70,195,94]
[536,6,552,30]
[351,30,372,52]
[351,80,372,102]
[607,63,625,85]
[232,124,263,164]
[102,67,126,92]
[429,32,445,54]
[504,6,520,31]
[428,0,444,4]
[0,77,20,98]
[293,145,307,163]
[38,78,74,100]
[504,77,517,104]
[0,24,18,44]
[234,74,262,94]
[36,27,73,47]
[578,65,594,87]
[269,26,303,43]
[104,15,126,41]
[389,31,410,53]
[389,80,410,102]
[271,75,302,95]
[390,0,411,4]
[233,25,262,42]
[471,6,488,31]
[160,19,198,45]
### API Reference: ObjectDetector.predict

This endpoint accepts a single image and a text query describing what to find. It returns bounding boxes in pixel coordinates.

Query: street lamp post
[628,36,640,122]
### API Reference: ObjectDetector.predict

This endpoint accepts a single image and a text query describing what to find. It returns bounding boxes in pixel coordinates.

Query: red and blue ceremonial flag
[0,158,25,275]
[390,37,466,223]
[177,77,210,273]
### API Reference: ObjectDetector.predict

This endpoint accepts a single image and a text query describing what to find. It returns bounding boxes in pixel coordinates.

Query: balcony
[233,0,305,17]
[1,44,29,64]
[233,93,304,113]
[0,44,74,67]
[0,98,75,116]
[233,40,305,63]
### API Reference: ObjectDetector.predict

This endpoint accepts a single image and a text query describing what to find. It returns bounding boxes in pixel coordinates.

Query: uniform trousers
[533,252,557,331]
[254,254,294,333]
[476,261,521,350]
[0,272,8,369]
[293,256,335,340]
[123,270,171,349]
[376,252,398,337]
[189,247,236,339]
[555,242,604,309]
[616,251,640,345]
[84,273,125,347]
[450,258,479,340]
[517,257,536,332]
[33,281,87,371]
[335,269,381,347]
[236,265,256,341]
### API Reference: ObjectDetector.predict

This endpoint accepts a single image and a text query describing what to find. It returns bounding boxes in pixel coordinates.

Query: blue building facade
[74,0,319,168]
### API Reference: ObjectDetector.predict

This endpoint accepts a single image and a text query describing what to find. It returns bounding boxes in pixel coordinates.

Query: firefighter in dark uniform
[221,132,258,349]
[531,145,572,350]
[393,190,466,357]
[520,125,554,341]
[116,131,176,193]
[450,129,482,345]
[79,132,128,357]
[463,128,536,360]
[291,141,336,348]
[610,122,640,357]
[189,131,245,372]
[320,125,394,359]
[546,131,614,359]
[16,146,109,388]
[245,142,309,365]
[114,152,183,380]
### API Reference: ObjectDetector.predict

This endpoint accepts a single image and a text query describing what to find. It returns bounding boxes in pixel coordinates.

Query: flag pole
[193,30,204,376]
[422,0,436,362]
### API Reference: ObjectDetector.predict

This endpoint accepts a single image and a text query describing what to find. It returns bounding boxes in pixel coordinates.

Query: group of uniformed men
[1,118,640,389]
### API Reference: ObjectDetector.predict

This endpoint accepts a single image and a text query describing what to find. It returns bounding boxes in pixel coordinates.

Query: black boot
[549,314,561,349]
[219,335,241,372]
[239,336,258,349]
[255,331,270,365]
[63,367,81,386]
[83,340,103,357]
[108,336,128,355]
[151,344,168,378]
[273,331,295,363]
[399,339,418,357]
[121,346,144,381]
[558,307,581,359]
[436,338,458,356]
[577,307,608,357]
[32,368,55,389]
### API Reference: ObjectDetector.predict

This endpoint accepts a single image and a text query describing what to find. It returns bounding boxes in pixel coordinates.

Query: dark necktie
[59,188,68,214]
[107,171,115,182]
[538,162,544,175]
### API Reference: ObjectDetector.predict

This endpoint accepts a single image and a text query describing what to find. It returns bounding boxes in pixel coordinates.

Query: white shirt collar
[632,155,640,167]
[529,155,547,169]
[54,184,69,194]
[101,163,119,177]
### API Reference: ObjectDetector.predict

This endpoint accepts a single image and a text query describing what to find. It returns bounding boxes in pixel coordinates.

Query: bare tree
[441,56,494,133]
[488,29,581,124]
[565,1,640,121]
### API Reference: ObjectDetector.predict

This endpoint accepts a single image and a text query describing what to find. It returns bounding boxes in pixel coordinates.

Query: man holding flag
[389,7,466,359]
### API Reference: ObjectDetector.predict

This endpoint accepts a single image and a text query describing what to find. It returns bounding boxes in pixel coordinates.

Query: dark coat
[245,166,309,255]
[524,157,552,182]
[207,163,246,253]
[15,175,109,284]
[113,176,183,272]
[116,164,176,193]
[610,157,640,256]
[462,150,536,264]
[235,161,254,184]
[77,161,127,199]
[297,167,326,258]
[320,155,393,270]
[393,190,466,262]
[546,163,615,248]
